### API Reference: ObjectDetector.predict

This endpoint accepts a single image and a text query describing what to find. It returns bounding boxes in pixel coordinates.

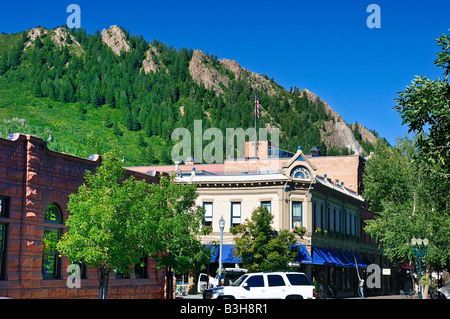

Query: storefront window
[42,203,63,279]
[292,201,302,228]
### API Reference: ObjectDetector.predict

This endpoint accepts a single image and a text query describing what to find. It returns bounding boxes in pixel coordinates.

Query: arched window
[44,203,62,223]
[290,166,311,180]
[42,203,64,279]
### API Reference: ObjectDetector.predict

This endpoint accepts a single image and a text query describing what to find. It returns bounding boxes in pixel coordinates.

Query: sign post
[286,261,301,268]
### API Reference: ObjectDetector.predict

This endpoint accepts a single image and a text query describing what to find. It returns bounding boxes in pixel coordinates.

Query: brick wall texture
[0,134,165,299]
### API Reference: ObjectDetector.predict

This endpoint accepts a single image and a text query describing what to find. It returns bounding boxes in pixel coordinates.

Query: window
[246,275,264,288]
[71,260,87,279]
[320,205,325,229]
[351,214,354,236]
[0,224,6,280]
[268,275,286,287]
[292,201,302,228]
[0,196,8,217]
[333,208,338,232]
[286,273,313,286]
[42,203,63,279]
[0,196,8,280]
[313,203,317,229]
[260,201,271,213]
[334,208,338,232]
[290,166,311,179]
[42,229,61,279]
[345,211,351,235]
[314,202,323,230]
[233,274,248,286]
[134,255,148,279]
[203,202,213,226]
[44,203,62,223]
[328,207,334,231]
[231,202,241,226]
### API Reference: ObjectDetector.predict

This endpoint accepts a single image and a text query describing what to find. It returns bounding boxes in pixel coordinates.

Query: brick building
[129,141,391,297]
[0,133,165,299]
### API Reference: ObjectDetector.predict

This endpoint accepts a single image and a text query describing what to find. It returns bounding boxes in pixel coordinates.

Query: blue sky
[1,0,449,145]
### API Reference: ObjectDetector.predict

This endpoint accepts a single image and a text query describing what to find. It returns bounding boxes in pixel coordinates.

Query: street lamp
[218,216,225,286]
[411,237,429,299]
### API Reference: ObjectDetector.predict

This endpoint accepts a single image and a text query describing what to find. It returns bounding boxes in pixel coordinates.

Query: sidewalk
[346,294,403,299]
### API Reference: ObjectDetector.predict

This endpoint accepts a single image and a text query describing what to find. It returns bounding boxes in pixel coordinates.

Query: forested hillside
[0,26,378,166]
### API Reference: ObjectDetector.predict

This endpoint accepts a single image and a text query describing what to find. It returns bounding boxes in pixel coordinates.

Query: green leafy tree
[57,150,209,299]
[363,137,450,271]
[394,30,450,178]
[147,176,211,298]
[57,150,157,298]
[233,206,298,272]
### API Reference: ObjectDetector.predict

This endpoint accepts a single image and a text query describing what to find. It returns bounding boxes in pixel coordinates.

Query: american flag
[254,90,260,119]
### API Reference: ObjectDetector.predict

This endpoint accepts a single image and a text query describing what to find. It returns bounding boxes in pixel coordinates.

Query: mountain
[0,25,379,166]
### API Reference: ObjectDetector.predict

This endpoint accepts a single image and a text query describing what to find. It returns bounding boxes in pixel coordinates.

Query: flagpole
[254,89,258,159]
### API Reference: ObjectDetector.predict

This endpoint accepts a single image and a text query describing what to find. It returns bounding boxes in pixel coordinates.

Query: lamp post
[411,237,429,299]
[218,216,225,286]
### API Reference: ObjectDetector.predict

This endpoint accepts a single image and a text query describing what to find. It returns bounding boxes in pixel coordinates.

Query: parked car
[203,271,316,299]
[197,267,248,293]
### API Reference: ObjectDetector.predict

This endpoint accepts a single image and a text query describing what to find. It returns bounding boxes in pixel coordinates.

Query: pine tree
[34,35,43,49]
[32,80,43,97]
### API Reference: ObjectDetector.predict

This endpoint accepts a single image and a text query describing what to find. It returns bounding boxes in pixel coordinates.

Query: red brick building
[0,133,165,299]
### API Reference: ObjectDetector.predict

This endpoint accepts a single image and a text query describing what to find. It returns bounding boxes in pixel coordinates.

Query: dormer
[282,146,317,181]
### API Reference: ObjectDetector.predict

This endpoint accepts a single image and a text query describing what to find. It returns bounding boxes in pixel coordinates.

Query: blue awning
[334,249,354,267]
[221,245,241,263]
[293,245,313,264]
[347,251,367,268]
[312,249,326,265]
[206,245,241,263]
[206,245,219,262]
[312,247,368,268]
[314,247,336,266]
[322,248,346,266]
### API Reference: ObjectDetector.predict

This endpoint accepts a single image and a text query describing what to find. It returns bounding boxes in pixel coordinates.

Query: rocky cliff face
[188,48,377,156]
[24,27,82,55]
[189,50,230,94]
[24,27,48,49]
[101,25,130,56]
[300,89,377,155]
[142,46,162,74]
[351,122,377,145]
[189,49,278,96]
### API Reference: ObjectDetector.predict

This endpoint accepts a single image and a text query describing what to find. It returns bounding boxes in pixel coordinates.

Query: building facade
[130,142,392,297]
[0,134,165,299]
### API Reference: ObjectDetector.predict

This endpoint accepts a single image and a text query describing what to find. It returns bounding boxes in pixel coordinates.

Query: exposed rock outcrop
[142,46,167,74]
[323,119,365,155]
[51,27,82,49]
[101,25,130,56]
[351,122,378,145]
[189,50,279,96]
[300,89,377,155]
[189,50,230,94]
[188,50,376,155]
[24,27,82,54]
[24,27,48,49]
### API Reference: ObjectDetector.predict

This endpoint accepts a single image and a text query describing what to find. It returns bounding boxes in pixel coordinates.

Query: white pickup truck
[203,272,316,299]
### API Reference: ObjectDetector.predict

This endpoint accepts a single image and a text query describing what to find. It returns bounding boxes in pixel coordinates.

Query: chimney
[310,146,320,157]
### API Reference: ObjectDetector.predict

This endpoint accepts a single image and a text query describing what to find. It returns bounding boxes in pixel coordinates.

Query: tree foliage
[57,150,209,298]
[363,137,450,269]
[145,176,211,298]
[394,30,450,178]
[0,25,370,164]
[233,206,298,272]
